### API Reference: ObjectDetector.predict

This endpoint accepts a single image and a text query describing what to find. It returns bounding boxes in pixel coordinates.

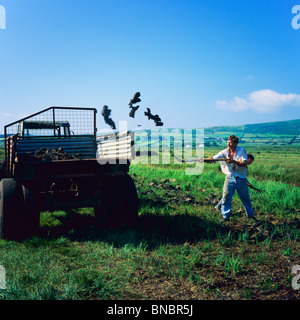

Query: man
[205,135,255,221]
[214,153,259,212]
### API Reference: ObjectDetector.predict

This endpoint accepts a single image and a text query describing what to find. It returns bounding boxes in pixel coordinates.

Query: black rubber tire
[0,178,24,240]
[94,174,139,228]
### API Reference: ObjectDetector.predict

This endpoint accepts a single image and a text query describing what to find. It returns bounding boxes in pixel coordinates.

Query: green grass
[203,145,300,186]
[0,145,299,300]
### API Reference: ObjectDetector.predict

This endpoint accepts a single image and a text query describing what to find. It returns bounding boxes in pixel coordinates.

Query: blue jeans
[221,175,254,219]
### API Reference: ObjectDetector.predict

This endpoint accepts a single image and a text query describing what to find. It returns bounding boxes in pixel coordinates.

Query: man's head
[247,153,254,165]
[227,135,239,151]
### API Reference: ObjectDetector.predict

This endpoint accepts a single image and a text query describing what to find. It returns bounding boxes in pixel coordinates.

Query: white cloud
[216,89,300,113]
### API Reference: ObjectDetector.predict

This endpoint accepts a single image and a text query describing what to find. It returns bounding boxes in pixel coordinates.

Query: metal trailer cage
[4,106,97,176]
[4,106,97,139]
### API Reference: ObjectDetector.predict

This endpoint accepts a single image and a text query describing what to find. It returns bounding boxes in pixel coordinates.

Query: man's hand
[226,158,234,164]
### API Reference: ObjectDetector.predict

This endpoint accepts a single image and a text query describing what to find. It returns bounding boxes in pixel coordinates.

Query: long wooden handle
[184,157,228,163]
[204,158,228,161]
[170,150,228,163]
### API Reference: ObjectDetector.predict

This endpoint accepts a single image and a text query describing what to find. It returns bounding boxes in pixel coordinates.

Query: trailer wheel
[94,174,138,228]
[22,186,40,238]
[0,179,24,240]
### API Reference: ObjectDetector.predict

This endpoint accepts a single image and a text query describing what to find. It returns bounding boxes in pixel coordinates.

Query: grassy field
[0,144,299,300]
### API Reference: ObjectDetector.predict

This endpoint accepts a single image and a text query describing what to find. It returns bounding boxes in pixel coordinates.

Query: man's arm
[226,158,248,167]
[231,148,248,167]
[205,150,227,163]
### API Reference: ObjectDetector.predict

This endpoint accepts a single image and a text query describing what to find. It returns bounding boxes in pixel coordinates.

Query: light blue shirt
[213,146,248,178]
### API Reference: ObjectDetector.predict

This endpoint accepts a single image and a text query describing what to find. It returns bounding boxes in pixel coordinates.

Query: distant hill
[203,119,300,145]
[204,119,300,136]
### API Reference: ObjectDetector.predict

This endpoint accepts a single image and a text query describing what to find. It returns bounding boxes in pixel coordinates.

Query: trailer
[0,106,138,240]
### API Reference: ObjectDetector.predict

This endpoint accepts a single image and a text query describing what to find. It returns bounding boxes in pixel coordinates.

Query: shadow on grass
[37,208,232,248]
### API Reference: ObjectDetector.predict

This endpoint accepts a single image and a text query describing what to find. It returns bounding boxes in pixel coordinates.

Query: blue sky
[0,0,300,132]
